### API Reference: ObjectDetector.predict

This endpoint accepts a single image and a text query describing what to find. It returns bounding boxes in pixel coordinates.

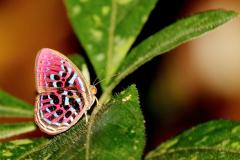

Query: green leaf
[65,0,158,88]
[0,139,47,160]
[0,90,33,118]
[100,10,238,100]
[0,122,36,139]
[68,54,90,83]
[20,85,145,160]
[145,120,240,160]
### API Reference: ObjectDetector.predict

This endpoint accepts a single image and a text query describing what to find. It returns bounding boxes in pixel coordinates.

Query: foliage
[146,120,240,160]
[0,91,33,117]
[0,0,239,159]
[19,85,144,160]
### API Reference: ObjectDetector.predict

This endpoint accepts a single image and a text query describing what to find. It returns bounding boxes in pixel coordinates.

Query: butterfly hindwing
[35,48,95,135]
[35,90,85,133]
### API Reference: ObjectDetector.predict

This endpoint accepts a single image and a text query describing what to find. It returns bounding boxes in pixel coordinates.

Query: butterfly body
[35,48,96,135]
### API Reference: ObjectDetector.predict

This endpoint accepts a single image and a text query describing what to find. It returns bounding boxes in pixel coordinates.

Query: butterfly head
[90,85,97,95]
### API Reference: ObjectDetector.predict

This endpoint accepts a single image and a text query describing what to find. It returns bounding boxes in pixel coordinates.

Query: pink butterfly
[35,48,97,135]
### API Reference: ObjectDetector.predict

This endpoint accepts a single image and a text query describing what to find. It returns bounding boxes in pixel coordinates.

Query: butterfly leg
[84,96,99,124]
[95,97,100,107]
[85,111,88,123]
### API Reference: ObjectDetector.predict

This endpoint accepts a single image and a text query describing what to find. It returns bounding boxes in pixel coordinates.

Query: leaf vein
[106,0,117,79]
[148,146,240,159]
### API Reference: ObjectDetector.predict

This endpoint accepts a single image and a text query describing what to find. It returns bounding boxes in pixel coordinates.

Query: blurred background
[1,0,240,153]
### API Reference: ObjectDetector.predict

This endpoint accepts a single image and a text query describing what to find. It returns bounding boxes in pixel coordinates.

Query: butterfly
[35,48,97,135]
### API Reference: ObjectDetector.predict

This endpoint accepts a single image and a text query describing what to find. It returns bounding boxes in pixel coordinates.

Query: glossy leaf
[68,54,90,83]
[0,139,47,160]
[20,85,145,160]
[0,122,36,139]
[103,10,238,99]
[0,91,33,118]
[65,0,158,88]
[146,120,240,160]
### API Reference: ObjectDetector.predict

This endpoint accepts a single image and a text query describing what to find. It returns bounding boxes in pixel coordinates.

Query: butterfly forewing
[35,48,95,135]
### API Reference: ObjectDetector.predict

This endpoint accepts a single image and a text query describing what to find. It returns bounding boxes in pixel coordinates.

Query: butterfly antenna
[92,69,105,86]
[93,72,121,86]
[92,77,98,86]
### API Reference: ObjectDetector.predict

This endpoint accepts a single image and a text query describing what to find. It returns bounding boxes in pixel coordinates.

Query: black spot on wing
[50,94,59,104]
[48,106,56,112]
[68,91,73,96]
[65,111,71,118]
[48,114,55,121]
[62,72,67,77]
[73,102,80,112]
[64,66,68,72]
[42,95,48,100]
[48,82,53,87]
[65,72,74,87]
[57,88,64,94]
[64,105,70,110]
[58,117,64,123]
[56,82,63,87]
[69,98,75,105]
[43,101,50,106]
[72,114,76,119]
[61,95,66,104]
[54,75,60,80]
[56,109,63,115]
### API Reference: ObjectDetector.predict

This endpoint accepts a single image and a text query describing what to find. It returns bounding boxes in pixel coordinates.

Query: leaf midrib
[106,0,117,80]
[86,0,118,159]
[0,123,36,139]
[147,146,240,159]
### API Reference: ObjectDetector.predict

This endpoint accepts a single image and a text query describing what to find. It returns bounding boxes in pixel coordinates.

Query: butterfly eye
[90,86,97,95]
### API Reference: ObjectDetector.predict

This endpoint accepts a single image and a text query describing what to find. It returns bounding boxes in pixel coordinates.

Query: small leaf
[68,54,90,83]
[0,122,36,139]
[0,139,47,160]
[110,10,238,91]
[20,85,145,160]
[65,0,158,88]
[145,120,240,160]
[0,90,33,118]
